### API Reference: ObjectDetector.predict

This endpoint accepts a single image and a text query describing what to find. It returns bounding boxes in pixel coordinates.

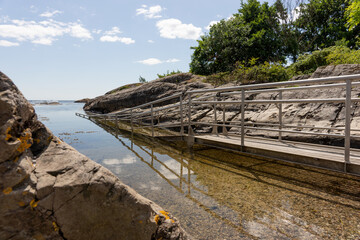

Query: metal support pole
[222,103,228,136]
[130,109,134,135]
[279,90,283,141]
[212,95,218,134]
[241,89,245,147]
[188,93,193,136]
[344,79,352,167]
[151,104,154,137]
[180,95,184,135]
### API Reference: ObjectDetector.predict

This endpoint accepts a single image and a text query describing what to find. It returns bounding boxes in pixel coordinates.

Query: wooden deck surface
[194,134,360,175]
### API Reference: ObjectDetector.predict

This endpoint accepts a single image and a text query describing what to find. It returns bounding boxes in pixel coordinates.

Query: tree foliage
[190,0,292,75]
[346,0,360,30]
[295,0,360,52]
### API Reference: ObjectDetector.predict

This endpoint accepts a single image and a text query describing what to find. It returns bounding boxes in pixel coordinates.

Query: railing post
[212,95,218,134]
[188,93,194,136]
[151,104,154,137]
[180,95,184,136]
[344,79,352,168]
[222,102,228,136]
[279,90,283,141]
[241,89,245,147]
[130,109,134,135]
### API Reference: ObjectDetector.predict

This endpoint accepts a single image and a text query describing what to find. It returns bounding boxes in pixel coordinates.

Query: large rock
[84,73,211,113]
[0,71,190,240]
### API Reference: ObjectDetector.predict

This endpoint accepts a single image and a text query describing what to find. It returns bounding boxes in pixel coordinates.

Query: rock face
[84,73,211,113]
[0,72,190,240]
[94,64,360,147]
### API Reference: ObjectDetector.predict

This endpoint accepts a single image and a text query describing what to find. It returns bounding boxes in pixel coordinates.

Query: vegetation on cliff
[190,0,360,84]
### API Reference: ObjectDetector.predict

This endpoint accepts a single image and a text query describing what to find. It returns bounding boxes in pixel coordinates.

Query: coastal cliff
[0,72,190,240]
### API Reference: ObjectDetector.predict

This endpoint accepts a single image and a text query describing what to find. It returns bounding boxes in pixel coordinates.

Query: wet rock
[0,71,191,240]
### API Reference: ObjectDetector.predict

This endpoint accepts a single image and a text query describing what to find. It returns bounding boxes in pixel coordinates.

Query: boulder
[84,73,211,113]
[0,71,190,240]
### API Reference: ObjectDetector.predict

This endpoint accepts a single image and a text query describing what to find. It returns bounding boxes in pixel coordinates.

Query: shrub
[157,70,182,78]
[288,45,360,75]
[204,60,289,86]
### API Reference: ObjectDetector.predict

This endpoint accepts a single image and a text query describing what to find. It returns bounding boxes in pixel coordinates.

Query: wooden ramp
[194,134,360,176]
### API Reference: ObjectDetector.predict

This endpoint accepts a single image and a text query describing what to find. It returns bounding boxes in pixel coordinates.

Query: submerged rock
[0,71,191,240]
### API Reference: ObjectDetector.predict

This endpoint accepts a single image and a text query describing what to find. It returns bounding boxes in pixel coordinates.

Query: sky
[1,0,254,100]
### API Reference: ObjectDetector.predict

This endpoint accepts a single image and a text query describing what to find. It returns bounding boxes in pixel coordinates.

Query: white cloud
[0,40,19,47]
[156,18,202,40]
[138,58,162,65]
[69,24,92,39]
[100,26,134,44]
[148,40,154,43]
[205,20,220,31]
[92,29,102,34]
[166,58,180,63]
[136,5,163,19]
[137,58,180,65]
[40,10,63,18]
[32,38,53,45]
[0,18,92,46]
[104,26,122,35]
[100,35,135,44]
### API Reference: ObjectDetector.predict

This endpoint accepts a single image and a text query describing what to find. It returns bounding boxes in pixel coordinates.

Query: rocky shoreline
[84,64,360,147]
[0,72,190,240]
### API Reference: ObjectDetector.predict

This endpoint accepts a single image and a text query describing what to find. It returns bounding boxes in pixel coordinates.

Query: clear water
[33,101,360,240]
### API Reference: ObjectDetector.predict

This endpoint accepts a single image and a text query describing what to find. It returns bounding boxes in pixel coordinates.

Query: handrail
[76,73,360,168]
[188,74,360,94]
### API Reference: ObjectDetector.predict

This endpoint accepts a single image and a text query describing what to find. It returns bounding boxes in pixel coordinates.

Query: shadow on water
[92,119,360,240]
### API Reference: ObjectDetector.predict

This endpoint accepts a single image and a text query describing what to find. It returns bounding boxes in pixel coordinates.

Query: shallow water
[33,101,360,240]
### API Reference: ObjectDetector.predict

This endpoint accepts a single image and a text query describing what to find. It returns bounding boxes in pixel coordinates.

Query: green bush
[204,60,289,86]
[288,45,360,75]
[157,70,182,78]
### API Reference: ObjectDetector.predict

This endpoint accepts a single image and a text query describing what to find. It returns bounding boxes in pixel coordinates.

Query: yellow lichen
[18,201,26,207]
[154,214,160,224]
[2,187,12,195]
[5,127,12,141]
[16,131,32,153]
[52,222,59,232]
[139,220,143,224]
[34,138,41,144]
[30,199,39,210]
[13,156,19,163]
[155,210,175,224]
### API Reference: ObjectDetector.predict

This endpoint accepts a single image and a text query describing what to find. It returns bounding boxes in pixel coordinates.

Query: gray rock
[311,64,360,78]
[84,73,211,113]
[0,71,191,240]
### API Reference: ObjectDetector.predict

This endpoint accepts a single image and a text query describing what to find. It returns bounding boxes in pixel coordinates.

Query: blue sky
[0,0,250,100]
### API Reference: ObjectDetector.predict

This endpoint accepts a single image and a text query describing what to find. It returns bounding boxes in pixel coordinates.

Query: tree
[295,0,360,52]
[139,76,146,83]
[190,17,251,75]
[190,0,294,75]
[346,0,360,30]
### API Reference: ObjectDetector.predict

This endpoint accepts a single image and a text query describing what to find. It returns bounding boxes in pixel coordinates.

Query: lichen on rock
[0,71,191,240]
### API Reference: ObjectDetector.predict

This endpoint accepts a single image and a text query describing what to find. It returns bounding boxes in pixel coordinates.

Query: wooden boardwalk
[193,134,360,175]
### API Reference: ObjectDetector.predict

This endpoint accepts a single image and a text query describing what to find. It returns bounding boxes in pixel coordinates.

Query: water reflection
[91,119,360,240]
